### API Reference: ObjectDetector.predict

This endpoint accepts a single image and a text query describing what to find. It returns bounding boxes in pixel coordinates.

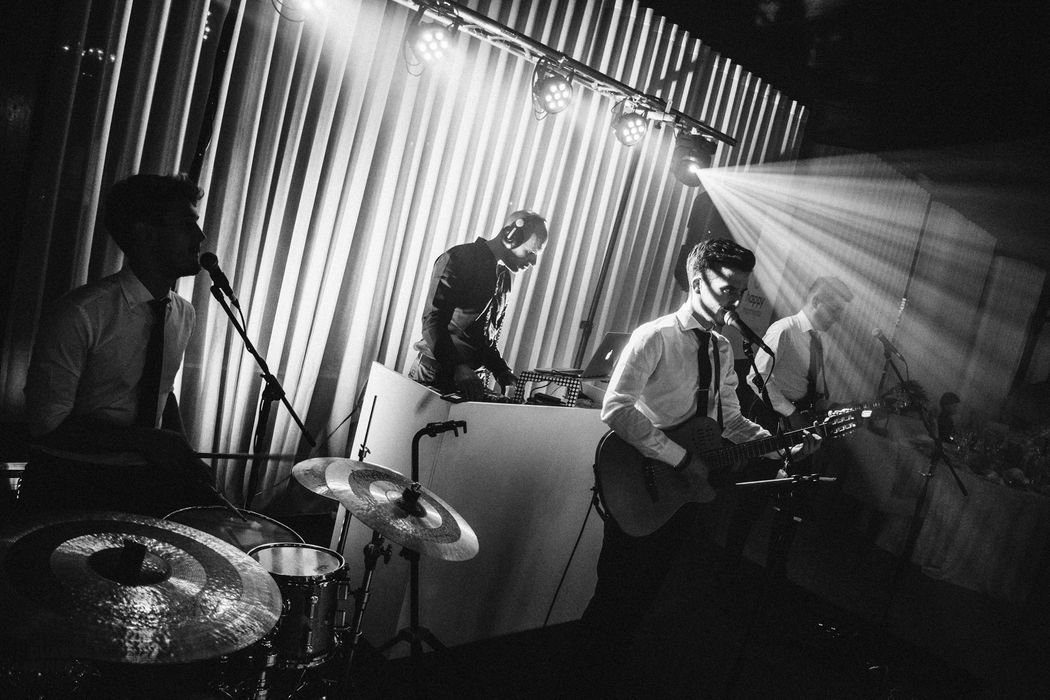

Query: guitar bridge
[644,462,659,503]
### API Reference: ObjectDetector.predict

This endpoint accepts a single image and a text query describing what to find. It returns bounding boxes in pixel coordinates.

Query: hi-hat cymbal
[0,512,282,664]
[292,457,479,561]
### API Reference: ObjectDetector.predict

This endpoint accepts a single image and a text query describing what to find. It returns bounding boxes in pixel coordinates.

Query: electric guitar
[593,406,867,537]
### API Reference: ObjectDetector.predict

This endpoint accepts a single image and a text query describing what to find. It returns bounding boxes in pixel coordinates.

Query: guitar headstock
[816,405,868,439]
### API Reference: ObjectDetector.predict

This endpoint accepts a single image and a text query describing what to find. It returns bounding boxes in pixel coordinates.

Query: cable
[543,487,599,627]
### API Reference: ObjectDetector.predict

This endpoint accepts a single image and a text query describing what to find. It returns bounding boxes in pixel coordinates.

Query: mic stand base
[723,473,830,697]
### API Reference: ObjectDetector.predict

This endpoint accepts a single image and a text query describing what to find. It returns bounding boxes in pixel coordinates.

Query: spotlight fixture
[671,133,717,187]
[531,60,574,115]
[408,20,452,65]
[611,102,647,146]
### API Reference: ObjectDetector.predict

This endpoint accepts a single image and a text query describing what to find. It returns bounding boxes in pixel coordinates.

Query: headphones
[502,217,528,246]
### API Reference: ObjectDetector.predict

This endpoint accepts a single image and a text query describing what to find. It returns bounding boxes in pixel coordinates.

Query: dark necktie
[693,328,712,415]
[137,297,169,428]
[807,329,827,399]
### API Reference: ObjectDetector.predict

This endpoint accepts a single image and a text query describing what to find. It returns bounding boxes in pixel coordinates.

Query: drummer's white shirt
[24,267,194,462]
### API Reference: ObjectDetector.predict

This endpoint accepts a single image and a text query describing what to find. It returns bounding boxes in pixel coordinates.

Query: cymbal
[292,457,479,561]
[0,512,282,664]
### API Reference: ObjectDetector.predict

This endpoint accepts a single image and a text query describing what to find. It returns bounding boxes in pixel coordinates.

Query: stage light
[612,103,647,146]
[671,133,717,187]
[408,20,452,65]
[532,61,574,115]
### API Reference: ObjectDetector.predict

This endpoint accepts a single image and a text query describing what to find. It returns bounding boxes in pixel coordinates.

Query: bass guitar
[593,406,867,537]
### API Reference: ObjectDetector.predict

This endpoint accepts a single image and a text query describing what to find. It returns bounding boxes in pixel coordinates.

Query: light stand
[207,284,315,509]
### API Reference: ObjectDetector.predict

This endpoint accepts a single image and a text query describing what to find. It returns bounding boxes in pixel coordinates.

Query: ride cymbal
[0,512,281,664]
[292,457,478,561]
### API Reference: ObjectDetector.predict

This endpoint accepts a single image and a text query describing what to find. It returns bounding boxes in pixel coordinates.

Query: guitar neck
[705,402,872,470]
[708,427,814,470]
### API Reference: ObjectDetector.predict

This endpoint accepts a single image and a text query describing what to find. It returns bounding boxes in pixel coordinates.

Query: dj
[19,174,217,518]
[408,210,548,400]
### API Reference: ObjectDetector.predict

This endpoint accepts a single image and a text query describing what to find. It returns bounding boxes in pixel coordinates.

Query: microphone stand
[879,347,967,623]
[725,340,835,697]
[208,285,315,510]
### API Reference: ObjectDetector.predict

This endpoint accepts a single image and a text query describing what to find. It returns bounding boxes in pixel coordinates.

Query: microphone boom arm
[208,284,315,509]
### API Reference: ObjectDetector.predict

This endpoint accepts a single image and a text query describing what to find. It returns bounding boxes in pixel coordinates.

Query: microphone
[200,253,240,308]
[722,309,774,356]
[872,328,905,361]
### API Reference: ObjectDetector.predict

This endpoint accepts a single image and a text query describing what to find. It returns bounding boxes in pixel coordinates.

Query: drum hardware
[0,511,282,665]
[290,455,478,561]
[293,421,479,697]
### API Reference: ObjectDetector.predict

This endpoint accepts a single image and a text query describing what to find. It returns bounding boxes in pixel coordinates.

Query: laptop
[538,332,632,379]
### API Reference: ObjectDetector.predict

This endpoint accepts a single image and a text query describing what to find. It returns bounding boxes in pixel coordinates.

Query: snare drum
[248,543,348,668]
[165,506,303,552]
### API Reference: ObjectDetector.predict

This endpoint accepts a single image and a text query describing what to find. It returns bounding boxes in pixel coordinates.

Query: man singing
[577,239,819,693]
[20,173,216,517]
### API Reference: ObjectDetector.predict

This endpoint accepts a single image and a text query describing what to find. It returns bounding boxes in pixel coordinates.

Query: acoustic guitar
[593,406,867,537]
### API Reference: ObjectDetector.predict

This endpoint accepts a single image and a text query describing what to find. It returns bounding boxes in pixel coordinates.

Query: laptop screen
[579,332,632,378]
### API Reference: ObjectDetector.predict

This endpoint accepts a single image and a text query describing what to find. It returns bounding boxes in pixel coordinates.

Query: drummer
[18,174,218,518]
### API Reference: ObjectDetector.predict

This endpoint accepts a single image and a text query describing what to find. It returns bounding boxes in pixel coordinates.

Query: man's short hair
[502,209,548,247]
[940,391,961,409]
[686,238,756,280]
[103,173,203,252]
[806,276,853,306]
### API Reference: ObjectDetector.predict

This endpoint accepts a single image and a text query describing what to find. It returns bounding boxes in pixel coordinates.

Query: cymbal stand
[376,421,467,696]
[333,396,378,557]
[337,529,392,696]
[207,284,315,510]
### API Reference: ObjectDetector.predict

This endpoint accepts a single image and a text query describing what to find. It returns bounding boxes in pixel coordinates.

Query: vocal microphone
[872,328,905,361]
[200,252,240,308]
[722,309,774,356]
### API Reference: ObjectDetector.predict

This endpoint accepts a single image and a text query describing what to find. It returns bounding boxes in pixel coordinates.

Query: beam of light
[697,149,1046,425]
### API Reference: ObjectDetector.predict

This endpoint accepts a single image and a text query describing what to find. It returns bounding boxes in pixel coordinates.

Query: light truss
[392,0,738,147]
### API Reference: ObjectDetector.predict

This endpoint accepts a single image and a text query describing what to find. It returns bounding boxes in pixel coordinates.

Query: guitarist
[744,275,853,431]
[726,275,854,569]
[576,239,820,694]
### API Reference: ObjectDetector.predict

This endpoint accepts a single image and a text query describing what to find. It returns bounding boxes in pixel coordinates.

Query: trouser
[575,504,702,690]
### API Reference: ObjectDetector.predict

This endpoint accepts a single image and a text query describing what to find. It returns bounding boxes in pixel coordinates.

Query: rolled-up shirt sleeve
[601,333,689,467]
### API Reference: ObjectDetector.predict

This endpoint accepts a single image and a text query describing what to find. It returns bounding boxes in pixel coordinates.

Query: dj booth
[329,363,609,652]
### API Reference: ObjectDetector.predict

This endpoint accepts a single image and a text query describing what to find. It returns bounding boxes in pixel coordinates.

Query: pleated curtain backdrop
[2,0,805,509]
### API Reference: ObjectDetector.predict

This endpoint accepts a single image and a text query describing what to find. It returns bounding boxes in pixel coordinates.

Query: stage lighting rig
[531,59,574,116]
[392,0,736,149]
[671,132,717,186]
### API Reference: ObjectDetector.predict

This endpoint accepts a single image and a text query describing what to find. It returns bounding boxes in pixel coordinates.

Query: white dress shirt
[25,267,195,437]
[601,302,769,467]
[747,309,821,416]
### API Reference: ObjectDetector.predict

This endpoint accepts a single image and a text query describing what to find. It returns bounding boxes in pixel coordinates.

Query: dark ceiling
[643,0,1050,266]
[643,0,1049,152]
